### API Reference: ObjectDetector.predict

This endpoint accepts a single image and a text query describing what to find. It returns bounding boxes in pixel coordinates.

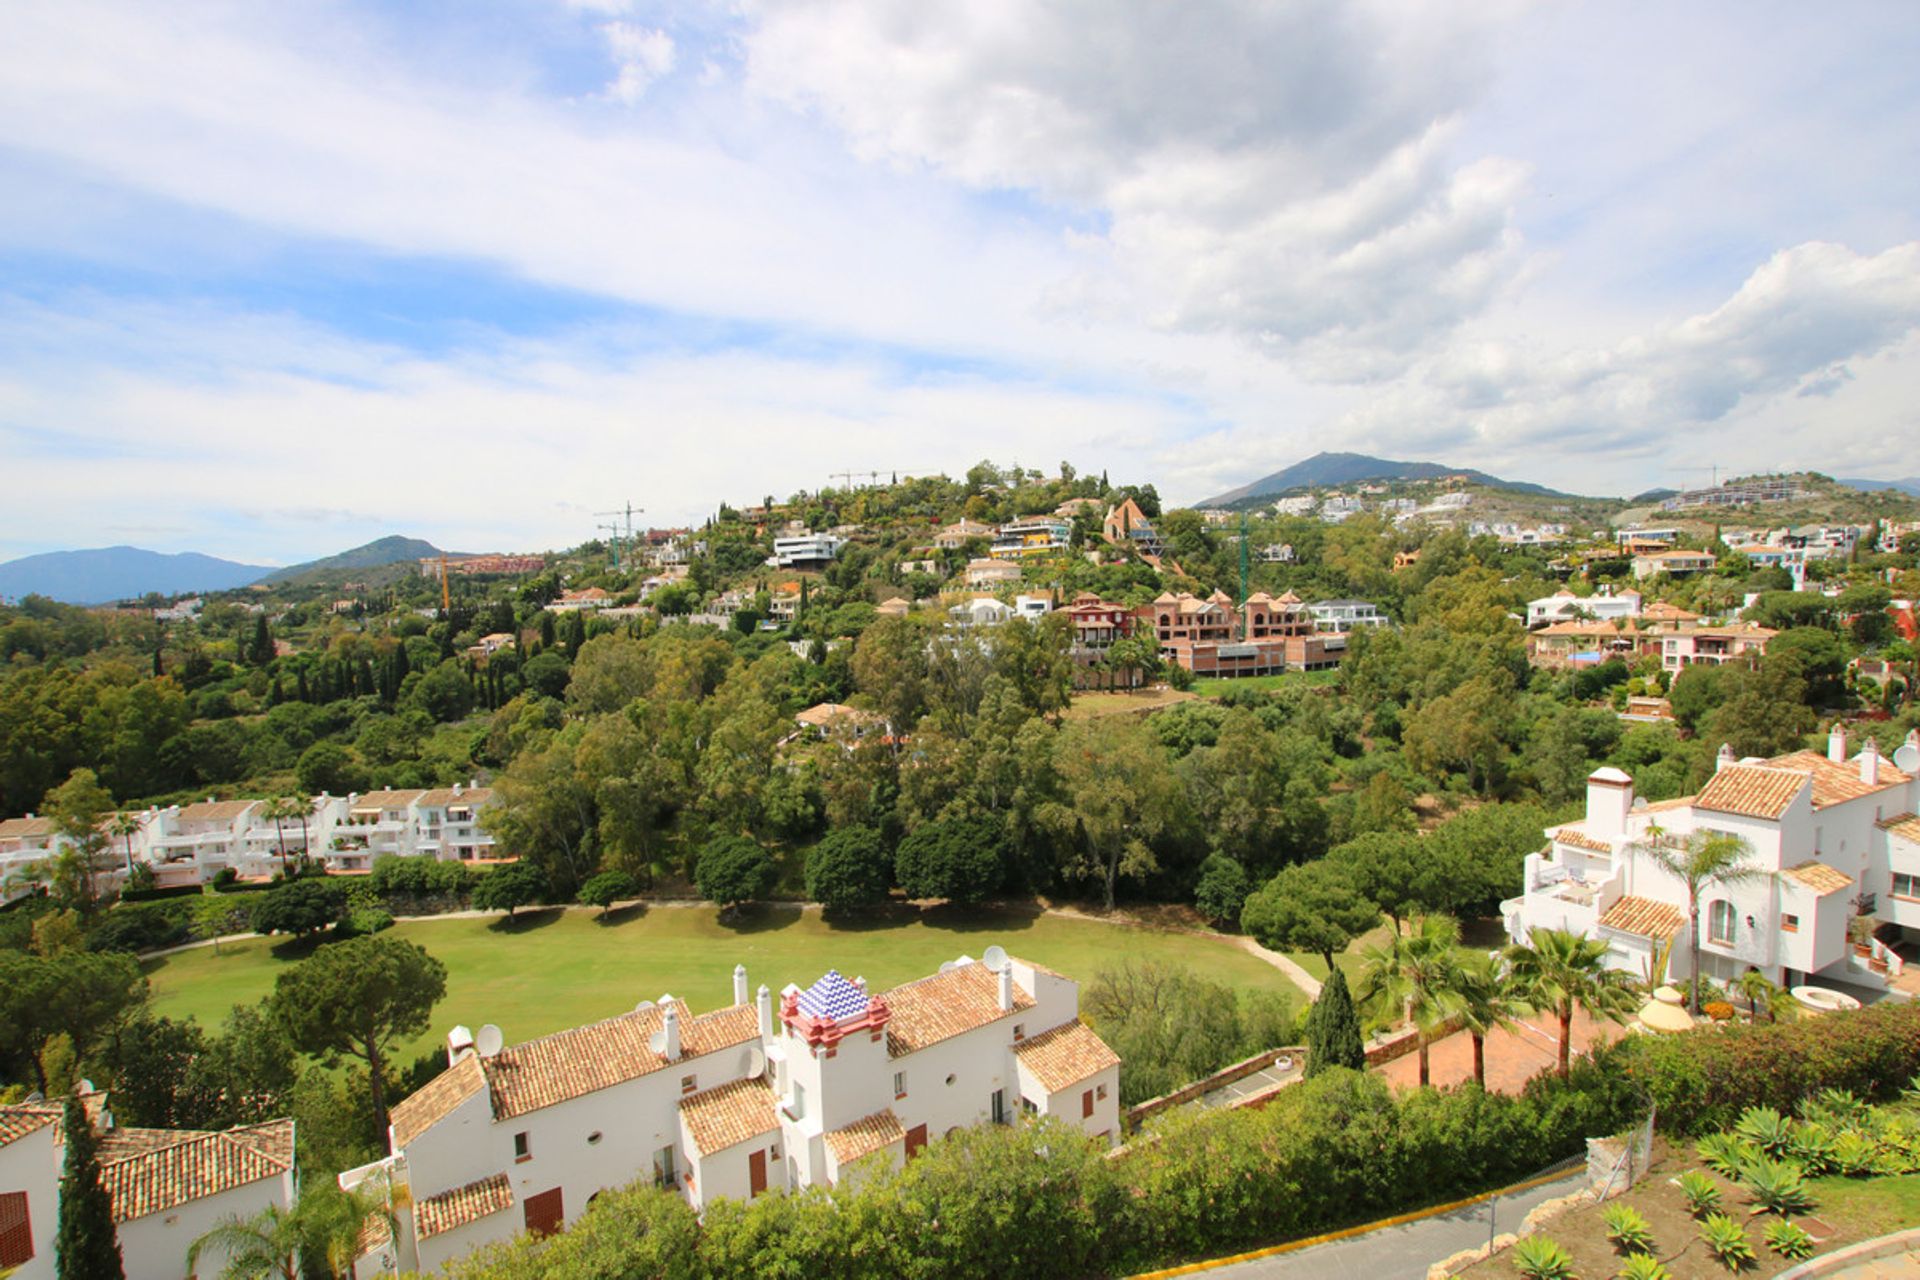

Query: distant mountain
[255,535,451,585]
[0,546,276,605]
[1840,477,1920,498]
[1201,451,1568,507]
[1629,488,1679,505]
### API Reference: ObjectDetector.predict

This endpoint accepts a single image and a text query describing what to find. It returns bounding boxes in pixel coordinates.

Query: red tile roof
[96,1119,295,1224]
[882,963,1031,1057]
[415,1171,514,1241]
[824,1109,903,1167]
[1597,896,1687,938]
[0,1103,60,1149]
[1765,751,1911,808]
[482,1002,758,1122]
[679,1077,779,1156]
[1782,861,1854,895]
[1695,765,1808,820]
[1012,1021,1120,1094]
[1553,827,1614,853]
[389,1052,487,1149]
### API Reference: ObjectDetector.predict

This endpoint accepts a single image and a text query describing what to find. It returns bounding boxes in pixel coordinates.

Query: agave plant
[1700,1213,1756,1271]
[1677,1169,1722,1218]
[1696,1133,1757,1179]
[1603,1203,1656,1255]
[1763,1219,1816,1261]
[1733,1105,1793,1157]
[1512,1236,1579,1280]
[1743,1157,1815,1215]
[1615,1255,1671,1280]
[1786,1121,1837,1176]
[1830,1129,1880,1177]
[1807,1087,1869,1124]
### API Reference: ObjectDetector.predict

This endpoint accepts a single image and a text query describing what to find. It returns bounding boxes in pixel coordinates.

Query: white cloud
[600,22,675,104]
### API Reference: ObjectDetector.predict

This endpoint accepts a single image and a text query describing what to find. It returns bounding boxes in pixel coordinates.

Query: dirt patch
[1456,1137,1911,1280]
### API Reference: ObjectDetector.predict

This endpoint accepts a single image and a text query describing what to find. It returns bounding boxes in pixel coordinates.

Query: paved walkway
[1181,1167,1587,1279]
[1375,1008,1626,1095]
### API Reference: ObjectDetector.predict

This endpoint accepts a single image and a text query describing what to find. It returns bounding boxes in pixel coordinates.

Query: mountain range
[0,535,454,604]
[1201,451,1567,507]
[1839,477,1920,498]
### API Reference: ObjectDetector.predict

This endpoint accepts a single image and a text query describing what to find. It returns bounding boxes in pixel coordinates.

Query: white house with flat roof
[360,950,1120,1274]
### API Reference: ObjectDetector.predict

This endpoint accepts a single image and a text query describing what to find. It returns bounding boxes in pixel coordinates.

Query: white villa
[1526,589,1642,629]
[354,951,1121,1274]
[1505,727,1920,999]
[0,1094,295,1280]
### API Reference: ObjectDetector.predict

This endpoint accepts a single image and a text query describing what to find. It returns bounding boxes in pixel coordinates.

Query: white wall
[115,1170,293,1280]
[0,1127,56,1280]
[414,1204,520,1276]
[1023,1063,1121,1147]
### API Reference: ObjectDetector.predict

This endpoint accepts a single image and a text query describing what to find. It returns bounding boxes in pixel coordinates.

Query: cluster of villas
[1526,597,1778,673]
[1506,727,1920,1001]
[0,785,498,903]
[345,949,1121,1274]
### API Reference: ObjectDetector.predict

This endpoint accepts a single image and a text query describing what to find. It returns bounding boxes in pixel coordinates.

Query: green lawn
[1190,670,1340,698]
[146,905,1304,1066]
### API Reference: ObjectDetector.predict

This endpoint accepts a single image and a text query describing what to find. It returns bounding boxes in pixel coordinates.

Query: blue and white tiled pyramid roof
[796,969,870,1022]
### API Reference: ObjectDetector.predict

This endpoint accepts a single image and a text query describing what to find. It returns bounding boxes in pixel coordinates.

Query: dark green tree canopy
[894,816,1007,905]
[471,859,549,919]
[57,1092,126,1280]
[1239,860,1379,966]
[805,825,893,911]
[250,877,349,938]
[696,834,777,911]
[1305,965,1365,1077]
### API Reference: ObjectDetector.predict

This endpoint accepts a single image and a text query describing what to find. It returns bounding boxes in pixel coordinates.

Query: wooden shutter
[904,1124,927,1159]
[1082,1089,1094,1118]
[523,1188,564,1238]
[0,1192,33,1269]
[749,1149,768,1196]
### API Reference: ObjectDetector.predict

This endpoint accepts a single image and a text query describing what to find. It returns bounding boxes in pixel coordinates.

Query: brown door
[1082,1089,1094,1118]
[904,1123,927,1159]
[523,1187,564,1238]
[748,1148,768,1196]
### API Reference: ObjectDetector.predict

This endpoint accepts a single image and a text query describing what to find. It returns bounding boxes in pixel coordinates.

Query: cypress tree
[56,1094,125,1279]
[1305,965,1365,1077]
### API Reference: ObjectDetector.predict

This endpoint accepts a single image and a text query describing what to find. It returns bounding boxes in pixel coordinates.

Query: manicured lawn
[1062,686,1197,720]
[1190,670,1340,698]
[145,904,1304,1065]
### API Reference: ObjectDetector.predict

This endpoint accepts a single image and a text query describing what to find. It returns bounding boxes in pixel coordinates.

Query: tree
[261,794,307,878]
[1240,860,1380,969]
[696,834,776,915]
[576,869,639,918]
[1358,915,1464,1087]
[189,1183,395,1280]
[47,767,114,917]
[1304,965,1364,1077]
[805,826,893,912]
[1192,854,1250,927]
[1504,928,1636,1076]
[247,614,276,668]
[1082,959,1294,1106]
[56,1092,125,1280]
[1702,659,1815,757]
[271,933,447,1138]
[1453,951,1528,1088]
[106,810,143,879]
[0,949,147,1091]
[1767,627,1848,706]
[251,877,348,938]
[521,651,572,700]
[894,816,1007,904]
[1635,829,1768,1014]
[1329,831,1425,932]
[1034,717,1180,910]
[471,860,549,921]
[1736,968,1786,1023]
[295,741,364,796]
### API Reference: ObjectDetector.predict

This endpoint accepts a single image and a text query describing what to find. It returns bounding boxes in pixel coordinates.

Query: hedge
[117,884,207,903]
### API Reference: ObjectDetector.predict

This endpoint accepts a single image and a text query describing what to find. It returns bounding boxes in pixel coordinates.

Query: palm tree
[1636,829,1769,1014]
[1359,914,1465,1087]
[1453,951,1530,1089]
[187,1184,394,1280]
[1736,968,1791,1023]
[1505,927,1638,1077]
[106,812,142,879]
[261,795,306,879]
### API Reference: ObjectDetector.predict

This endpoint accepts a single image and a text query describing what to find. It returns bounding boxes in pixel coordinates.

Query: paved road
[1194,1168,1588,1280]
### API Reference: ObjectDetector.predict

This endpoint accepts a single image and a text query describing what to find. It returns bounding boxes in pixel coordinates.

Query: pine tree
[1305,965,1365,1077]
[56,1094,125,1279]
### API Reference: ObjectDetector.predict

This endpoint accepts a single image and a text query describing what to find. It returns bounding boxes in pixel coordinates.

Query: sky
[2,1,1918,565]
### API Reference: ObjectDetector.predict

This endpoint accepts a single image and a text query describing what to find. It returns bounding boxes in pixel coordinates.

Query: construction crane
[593,503,643,569]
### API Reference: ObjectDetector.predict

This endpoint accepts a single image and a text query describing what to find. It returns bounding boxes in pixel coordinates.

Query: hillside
[0,546,276,604]
[1202,451,1570,507]
[1840,476,1920,498]
[255,535,454,586]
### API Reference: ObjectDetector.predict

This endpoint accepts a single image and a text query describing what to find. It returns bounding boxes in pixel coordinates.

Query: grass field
[145,904,1304,1065]
[1189,670,1340,698]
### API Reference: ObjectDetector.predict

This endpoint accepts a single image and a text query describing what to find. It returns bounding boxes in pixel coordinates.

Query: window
[790,1082,806,1120]
[513,1132,531,1162]
[1708,900,1736,945]
[652,1145,677,1187]
[1781,914,1800,933]
[1895,874,1920,900]
[893,1070,907,1100]
[1012,1023,1025,1042]
[0,1191,31,1269]
[680,1074,698,1095]
[1096,1083,1108,1101]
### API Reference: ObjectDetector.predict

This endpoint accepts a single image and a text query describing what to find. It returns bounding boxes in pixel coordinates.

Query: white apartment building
[0,1096,295,1280]
[1505,727,1920,999]
[0,817,59,904]
[361,951,1121,1274]
[1307,599,1389,633]
[1526,589,1643,629]
[767,534,845,569]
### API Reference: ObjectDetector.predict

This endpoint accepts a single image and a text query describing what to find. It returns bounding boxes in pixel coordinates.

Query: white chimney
[733,964,749,1006]
[1716,743,1736,773]
[1860,740,1881,786]
[998,966,1014,1012]
[1584,767,1634,839]
[661,1005,681,1061]
[1829,723,1850,763]
[756,984,773,1040]
[446,1025,475,1065]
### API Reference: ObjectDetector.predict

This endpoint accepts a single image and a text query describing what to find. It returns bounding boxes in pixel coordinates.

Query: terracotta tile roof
[1010,955,1071,981]
[0,816,53,840]
[1882,813,1920,843]
[679,1077,778,1156]
[97,1119,295,1224]
[483,1002,757,1122]
[1765,751,1911,808]
[1640,795,1697,813]
[1783,861,1854,895]
[417,787,493,809]
[390,1051,487,1149]
[350,789,426,811]
[1012,1021,1120,1094]
[882,963,1031,1056]
[176,800,258,822]
[1597,895,1688,938]
[824,1109,904,1167]
[1695,765,1808,821]
[0,1103,60,1148]
[415,1171,514,1241]
[1553,827,1614,853]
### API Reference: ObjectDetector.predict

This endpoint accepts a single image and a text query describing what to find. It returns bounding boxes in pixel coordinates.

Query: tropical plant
[1505,928,1638,1076]
[1735,969,1786,1023]
[1733,1106,1793,1157]
[1786,1122,1837,1177]
[106,811,143,878]
[1695,1133,1757,1180]
[1742,1157,1814,1215]
[1762,1219,1815,1261]
[188,1183,396,1280]
[1511,1236,1578,1280]
[1677,1169,1722,1217]
[1358,914,1465,1087]
[1698,1213,1755,1270]
[1453,949,1530,1089]
[1602,1202,1655,1254]
[1633,829,1768,1014]
[1829,1129,1879,1177]
[1615,1256,1671,1280]
[261,794,309,878]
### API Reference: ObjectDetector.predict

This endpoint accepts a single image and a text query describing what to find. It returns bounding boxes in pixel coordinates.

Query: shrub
[1698,1213,1755,1271]
[250,877,348,937]
[1703,1001,1736,1022]
[1615,1256,1671,1280]
[1192,854,1250,926]
[1511,1237,1577,1280]
[471,860,548,919]
[1762,1219,1815,1261]
[336,907,395,939]
[1677,1170,1721,1217]
[86,902,190,954]
[370,853,432,897]
[1741,1158,1813,1216]
[1602,1203,1654,1255]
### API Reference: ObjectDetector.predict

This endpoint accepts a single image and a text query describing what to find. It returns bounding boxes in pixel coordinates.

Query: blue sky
[2,1,1918,564]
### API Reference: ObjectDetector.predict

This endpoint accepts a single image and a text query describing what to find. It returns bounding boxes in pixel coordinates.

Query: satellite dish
[742,1045,767,1078]
[648,1030,667,1055]
[1895,744,1920,774]
[634,999,657,1015]
[938,961,957,974]
[982,945,1009,973]
[475,1025,505,1059]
